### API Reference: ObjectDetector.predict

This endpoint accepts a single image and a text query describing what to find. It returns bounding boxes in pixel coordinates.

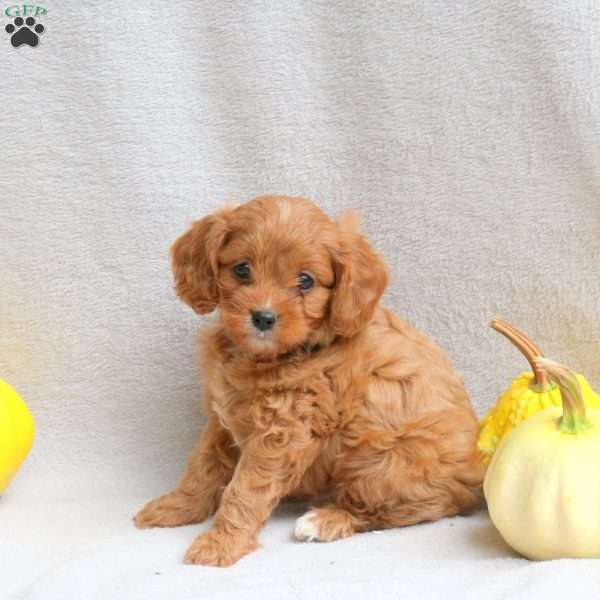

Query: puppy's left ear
[329,213,389,337]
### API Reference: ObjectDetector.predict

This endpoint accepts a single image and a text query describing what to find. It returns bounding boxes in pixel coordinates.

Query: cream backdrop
[1,2,600,598]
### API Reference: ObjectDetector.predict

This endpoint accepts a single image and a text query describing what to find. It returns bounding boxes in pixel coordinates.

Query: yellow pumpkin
[485,357,600,559]
[0,379,35,494]
[478,319,600,461]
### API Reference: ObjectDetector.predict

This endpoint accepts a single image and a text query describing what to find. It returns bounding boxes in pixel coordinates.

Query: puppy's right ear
[170,209,231,314]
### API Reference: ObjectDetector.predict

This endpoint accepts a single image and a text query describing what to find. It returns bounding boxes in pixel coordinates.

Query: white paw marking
[294,510,321,542]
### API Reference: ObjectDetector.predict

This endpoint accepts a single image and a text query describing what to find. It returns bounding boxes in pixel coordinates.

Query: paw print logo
[5,16,45,48]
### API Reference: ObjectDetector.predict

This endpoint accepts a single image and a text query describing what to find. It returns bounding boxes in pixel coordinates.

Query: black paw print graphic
[5,16,45,48]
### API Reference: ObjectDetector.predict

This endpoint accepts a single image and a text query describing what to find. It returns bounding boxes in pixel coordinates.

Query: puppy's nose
[251,310,277,332]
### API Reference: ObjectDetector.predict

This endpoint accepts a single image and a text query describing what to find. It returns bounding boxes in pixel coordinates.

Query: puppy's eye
[233,262,251,281]
[298,272,314,291]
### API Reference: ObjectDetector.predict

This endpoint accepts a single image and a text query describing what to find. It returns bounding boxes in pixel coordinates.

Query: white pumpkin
[484,357,600,560]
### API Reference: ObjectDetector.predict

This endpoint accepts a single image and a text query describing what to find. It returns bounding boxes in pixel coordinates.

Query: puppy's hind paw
[294,510,321,542]
[294,506,357,542]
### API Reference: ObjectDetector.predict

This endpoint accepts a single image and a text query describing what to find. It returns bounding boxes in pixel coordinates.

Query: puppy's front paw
[134,491,212,529]
[184,530,257,567]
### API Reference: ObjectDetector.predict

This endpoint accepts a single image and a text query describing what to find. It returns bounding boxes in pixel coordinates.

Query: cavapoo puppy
[134,195,483,566]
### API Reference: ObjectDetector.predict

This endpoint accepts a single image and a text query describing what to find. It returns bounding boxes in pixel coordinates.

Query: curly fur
[134,195,483,566]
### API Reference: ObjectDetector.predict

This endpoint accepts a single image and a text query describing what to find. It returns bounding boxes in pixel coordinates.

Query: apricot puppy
[134,195,483,566]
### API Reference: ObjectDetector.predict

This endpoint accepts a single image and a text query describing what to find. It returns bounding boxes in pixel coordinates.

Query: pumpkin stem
[490,319,551,391]
[534,357,593,434]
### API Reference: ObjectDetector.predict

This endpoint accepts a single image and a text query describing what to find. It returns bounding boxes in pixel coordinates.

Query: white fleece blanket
[2,1,600,598]
[4,495,600,600]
